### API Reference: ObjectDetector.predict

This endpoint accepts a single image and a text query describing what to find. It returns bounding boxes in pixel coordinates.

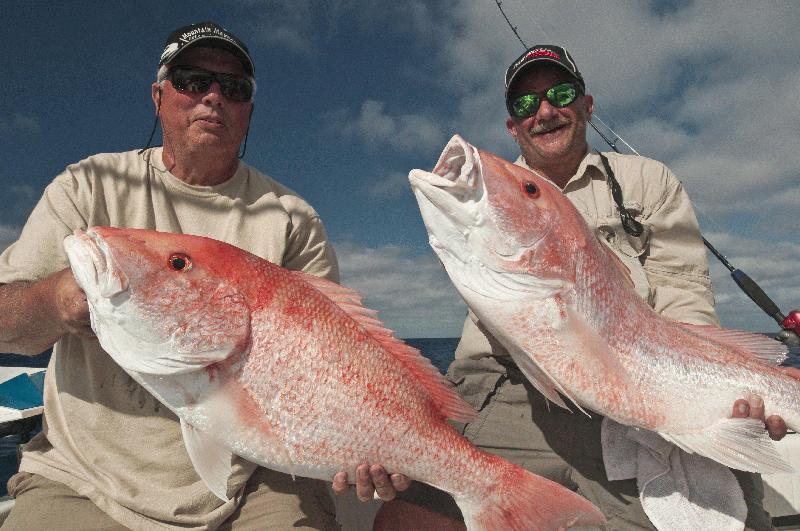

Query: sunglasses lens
[169,68,253,102]
[512,94,541,118]
[219,78,254,102]
[547,83,578,108]
[170,69,212,94]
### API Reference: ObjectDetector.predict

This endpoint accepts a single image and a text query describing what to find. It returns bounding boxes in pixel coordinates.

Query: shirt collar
[513,150,606,190]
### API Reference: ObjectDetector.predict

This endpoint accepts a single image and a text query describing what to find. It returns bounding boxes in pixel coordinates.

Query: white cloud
[334,241,466,338]
[326,100,446,152]
[364,171,413,198]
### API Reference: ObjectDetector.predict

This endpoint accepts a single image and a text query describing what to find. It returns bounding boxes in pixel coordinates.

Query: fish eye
[168,253,192,272]
[524,181,540,197]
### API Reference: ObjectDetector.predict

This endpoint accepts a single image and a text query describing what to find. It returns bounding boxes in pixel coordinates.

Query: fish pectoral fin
[659,418,793,474]
[181,419,235,501]
[505,342,576,412]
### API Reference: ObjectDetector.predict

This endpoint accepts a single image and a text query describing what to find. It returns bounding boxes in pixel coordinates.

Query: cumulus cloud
[325,100,446,152]
[334,241,466,338]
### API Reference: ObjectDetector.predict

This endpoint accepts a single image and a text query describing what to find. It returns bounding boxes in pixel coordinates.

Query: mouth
[530,120,569,137]
[64,229,129,300]
[194,115,225,128]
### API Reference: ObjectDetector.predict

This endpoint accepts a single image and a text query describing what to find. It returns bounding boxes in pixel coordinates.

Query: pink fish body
[409,135,799,474]
[63,226,605,531]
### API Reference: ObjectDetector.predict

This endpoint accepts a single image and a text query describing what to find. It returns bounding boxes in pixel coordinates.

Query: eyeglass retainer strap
[598,152,644,237]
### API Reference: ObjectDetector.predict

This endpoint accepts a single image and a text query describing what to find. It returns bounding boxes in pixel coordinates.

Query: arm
[0,269,93,355]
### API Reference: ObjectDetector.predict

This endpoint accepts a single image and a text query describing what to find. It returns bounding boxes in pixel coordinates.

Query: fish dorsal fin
[180,419,234,501]
[659,418,793,474]
[596,236,636,290]
[679,324,788,365]
[292,271,476,423]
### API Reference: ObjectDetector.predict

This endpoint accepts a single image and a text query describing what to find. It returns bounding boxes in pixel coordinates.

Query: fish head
[409,135,582,302]
[63,227,251,376]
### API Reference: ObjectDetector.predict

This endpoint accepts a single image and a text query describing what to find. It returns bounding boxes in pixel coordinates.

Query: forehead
[170,46,247,75]
[509,63,574,96]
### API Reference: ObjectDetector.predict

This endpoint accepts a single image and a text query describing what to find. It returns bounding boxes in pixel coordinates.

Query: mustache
[529,119,570,135]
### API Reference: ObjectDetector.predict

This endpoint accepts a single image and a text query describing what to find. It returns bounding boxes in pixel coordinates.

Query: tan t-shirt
[457,150,718,360]
[0,147,339,530]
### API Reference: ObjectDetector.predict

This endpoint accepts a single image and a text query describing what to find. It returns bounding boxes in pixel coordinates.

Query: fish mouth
[408,135,484,262]
[64,229,129,301]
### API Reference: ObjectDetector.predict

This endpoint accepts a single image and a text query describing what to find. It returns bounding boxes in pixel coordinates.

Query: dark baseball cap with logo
[159,21,254,76]
[504,45,584,105]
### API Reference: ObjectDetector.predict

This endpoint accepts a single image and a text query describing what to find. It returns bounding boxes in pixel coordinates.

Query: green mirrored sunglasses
[509,82,580,118]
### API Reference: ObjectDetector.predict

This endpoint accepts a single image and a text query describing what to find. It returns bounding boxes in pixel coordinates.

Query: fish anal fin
[679,324,788,365]
[181,419,234,501]
[292,271,476,423]
[659,418,794,474]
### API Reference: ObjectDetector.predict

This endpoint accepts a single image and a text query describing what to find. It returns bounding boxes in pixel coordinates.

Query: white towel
[601,418,747,531]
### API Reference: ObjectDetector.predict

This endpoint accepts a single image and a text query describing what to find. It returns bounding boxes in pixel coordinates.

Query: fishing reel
[779,310,800,347]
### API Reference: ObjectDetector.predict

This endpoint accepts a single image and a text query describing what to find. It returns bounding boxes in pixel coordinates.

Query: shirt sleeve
[282,214,340,283]
[0,166,90,284]
[641,168,719,326]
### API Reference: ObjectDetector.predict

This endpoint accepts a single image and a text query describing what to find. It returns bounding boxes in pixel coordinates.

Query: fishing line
[492,0,799,343]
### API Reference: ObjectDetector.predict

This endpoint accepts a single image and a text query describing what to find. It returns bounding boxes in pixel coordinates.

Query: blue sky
[2,1,799,338]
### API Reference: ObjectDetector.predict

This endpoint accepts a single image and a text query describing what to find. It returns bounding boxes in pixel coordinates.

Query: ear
[151,83,162,114]
[583,93,594,121]
[505,116,519,141]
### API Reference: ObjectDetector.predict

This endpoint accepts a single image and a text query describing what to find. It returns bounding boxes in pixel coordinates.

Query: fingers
[355,463,373,502]
[52,268,94,337]
[766,415,788,441]
[370,465,398,501]
[731,398,750,418]
[390,473,411,493]
[331,471,349,496]
[732,395,788,441]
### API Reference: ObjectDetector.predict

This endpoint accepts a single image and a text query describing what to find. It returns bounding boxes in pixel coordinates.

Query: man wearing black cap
[0,22,343,529]
[372,45,778,530]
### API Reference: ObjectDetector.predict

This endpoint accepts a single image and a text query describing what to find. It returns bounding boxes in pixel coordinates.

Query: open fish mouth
[64,229,129,301]
[408,136,485,263]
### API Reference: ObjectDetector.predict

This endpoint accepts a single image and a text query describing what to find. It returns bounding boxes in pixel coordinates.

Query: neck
[161,145,240,186]
[524,147,588,190]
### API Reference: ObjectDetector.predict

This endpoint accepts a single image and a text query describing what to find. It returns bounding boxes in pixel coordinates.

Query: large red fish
[63,226,605,531]
[409,135,799,475]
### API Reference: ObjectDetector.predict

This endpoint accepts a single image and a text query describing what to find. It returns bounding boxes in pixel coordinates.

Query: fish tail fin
[457,459,606,531]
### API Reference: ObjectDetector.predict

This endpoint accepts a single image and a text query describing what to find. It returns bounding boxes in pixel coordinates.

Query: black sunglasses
[166,66,254,103]
[508,82,581,118]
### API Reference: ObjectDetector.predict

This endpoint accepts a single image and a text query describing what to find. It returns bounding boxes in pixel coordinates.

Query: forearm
[0,274,68,355]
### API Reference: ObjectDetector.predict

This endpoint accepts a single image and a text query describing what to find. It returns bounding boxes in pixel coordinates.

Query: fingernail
[737,403,748,415]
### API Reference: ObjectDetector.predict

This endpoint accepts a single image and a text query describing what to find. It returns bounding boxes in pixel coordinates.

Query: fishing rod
[493,0,800,346]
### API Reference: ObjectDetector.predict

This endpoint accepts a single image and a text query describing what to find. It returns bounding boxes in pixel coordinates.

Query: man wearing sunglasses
[372,45,779,530]
[0,21,347,530]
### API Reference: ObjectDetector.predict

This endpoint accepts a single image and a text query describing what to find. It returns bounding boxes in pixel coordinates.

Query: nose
[201,81,225,106]
[535,98,558,120]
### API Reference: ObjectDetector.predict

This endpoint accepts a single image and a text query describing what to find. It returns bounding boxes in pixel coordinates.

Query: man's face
[505,64,593,167]
[154,46,253,158]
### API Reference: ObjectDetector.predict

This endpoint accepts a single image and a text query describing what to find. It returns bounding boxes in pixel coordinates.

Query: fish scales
[64,225,606,530]
[409,134,800,475]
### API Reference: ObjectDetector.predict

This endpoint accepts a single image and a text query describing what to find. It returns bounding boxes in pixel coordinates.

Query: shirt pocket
[596,212,654,304]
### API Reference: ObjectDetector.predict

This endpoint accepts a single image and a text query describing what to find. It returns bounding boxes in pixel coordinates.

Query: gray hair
[155,65,257,100]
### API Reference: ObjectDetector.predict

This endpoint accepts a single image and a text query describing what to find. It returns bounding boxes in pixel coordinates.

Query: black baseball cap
[504,45,584,105]
[159,21,254,76]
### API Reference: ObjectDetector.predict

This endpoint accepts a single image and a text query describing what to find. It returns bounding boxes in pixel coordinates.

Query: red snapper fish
[408,135,799,474]
[63,226,605,531]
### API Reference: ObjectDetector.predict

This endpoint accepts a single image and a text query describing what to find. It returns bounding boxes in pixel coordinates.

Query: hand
[732,395,787,441]
[332,464,411,502]
[50,268,94,338]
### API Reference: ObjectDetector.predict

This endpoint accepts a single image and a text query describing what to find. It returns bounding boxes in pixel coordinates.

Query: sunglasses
[508,82,580,118]
[167,66,254,102]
